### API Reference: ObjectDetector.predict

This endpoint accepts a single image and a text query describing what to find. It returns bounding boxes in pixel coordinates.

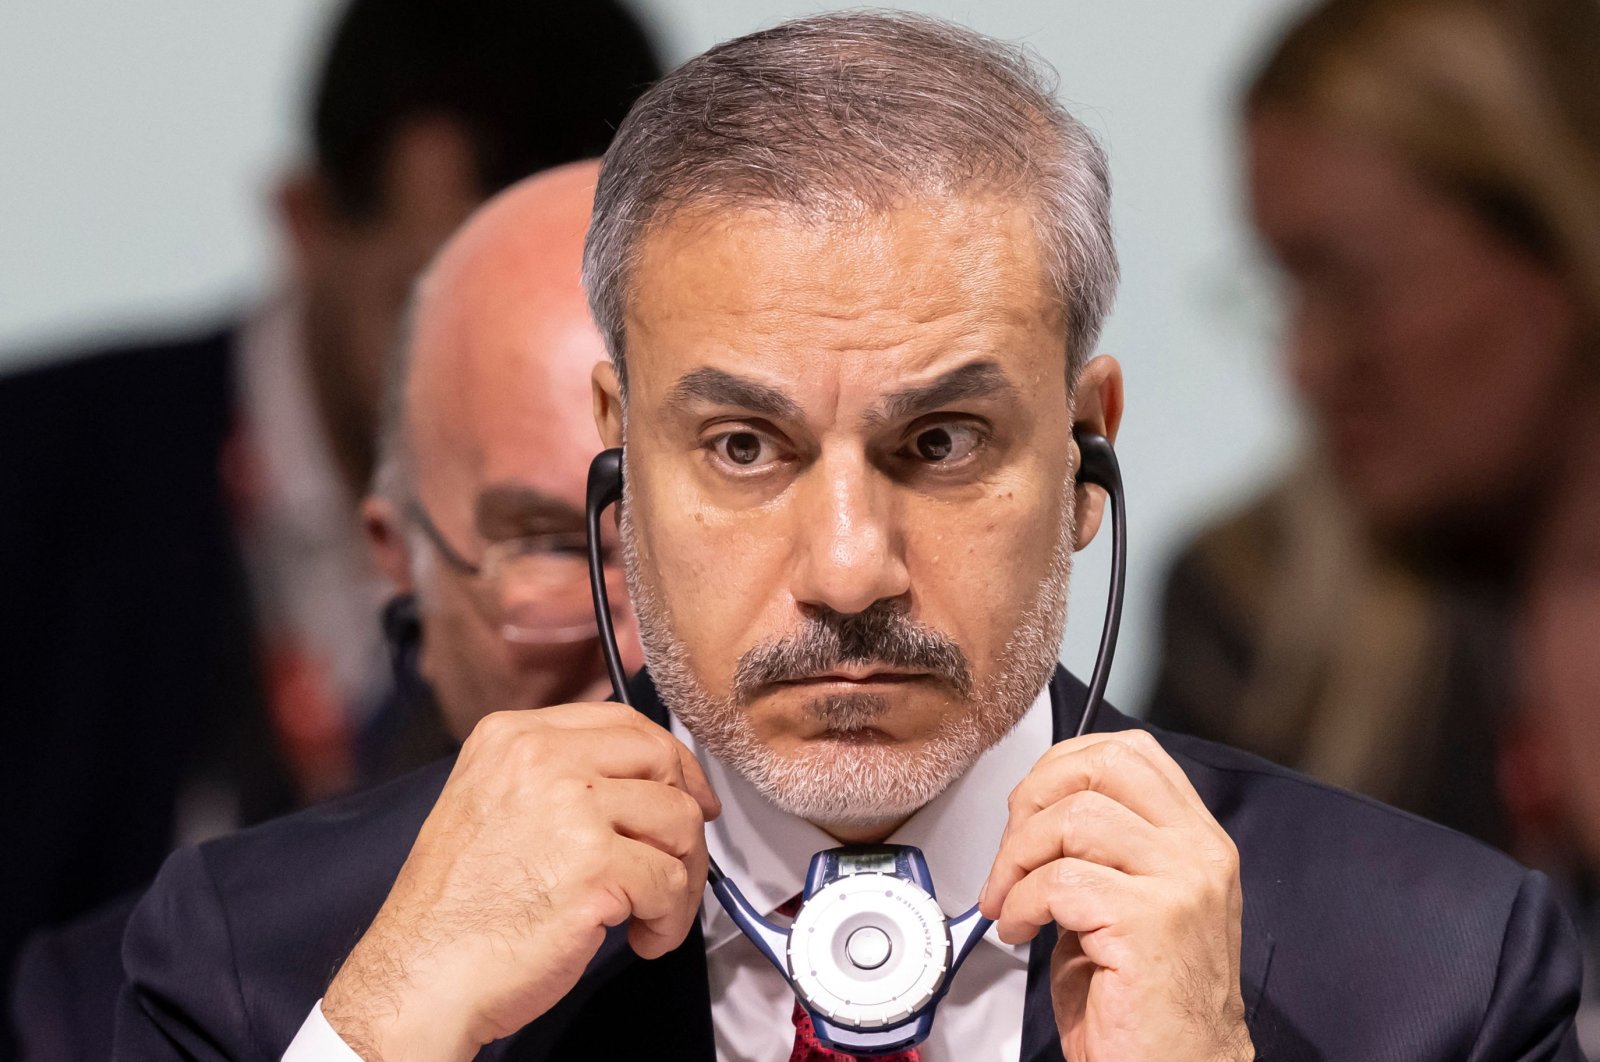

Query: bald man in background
[360,159,642,740]
[19,161,641,1061]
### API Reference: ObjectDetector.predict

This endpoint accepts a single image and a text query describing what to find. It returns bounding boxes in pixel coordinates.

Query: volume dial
[786,873,951,1030]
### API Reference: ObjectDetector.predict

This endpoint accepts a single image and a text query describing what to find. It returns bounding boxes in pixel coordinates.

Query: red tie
[777,897,923,1062]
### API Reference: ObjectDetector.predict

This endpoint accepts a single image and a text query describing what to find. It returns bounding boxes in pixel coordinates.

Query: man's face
[598,196,1088,831]
[390,165,640,738]
[1248,111,1581,536]
[408,310,633,739]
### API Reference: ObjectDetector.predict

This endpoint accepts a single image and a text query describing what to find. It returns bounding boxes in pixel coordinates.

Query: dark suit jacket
[10,894,142,1062]
[0,329,297,1053]
[113,667,1583,1060]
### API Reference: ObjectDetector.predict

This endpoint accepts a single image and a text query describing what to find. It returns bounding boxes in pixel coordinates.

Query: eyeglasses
[405,499,623,644]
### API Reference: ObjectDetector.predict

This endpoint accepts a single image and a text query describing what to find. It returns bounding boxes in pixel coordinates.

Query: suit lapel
[1021,922,1066,1062]
[1019,669,1080,1061]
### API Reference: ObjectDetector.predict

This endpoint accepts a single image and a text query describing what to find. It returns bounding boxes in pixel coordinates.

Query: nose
[789,450,910,617]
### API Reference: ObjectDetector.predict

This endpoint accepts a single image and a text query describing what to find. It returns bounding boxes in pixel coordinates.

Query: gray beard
[619,470,1074,830]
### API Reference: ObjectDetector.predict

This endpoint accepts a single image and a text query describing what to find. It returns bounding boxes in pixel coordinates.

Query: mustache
[731,602,973,702]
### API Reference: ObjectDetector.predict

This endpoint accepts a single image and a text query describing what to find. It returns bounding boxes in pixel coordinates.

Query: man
[10,159,640,1061]
[0,0,661,1027]
[358,162,644,745]
[117,13,1582,1061]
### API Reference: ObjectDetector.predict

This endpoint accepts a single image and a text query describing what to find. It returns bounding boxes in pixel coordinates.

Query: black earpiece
[587,448,632,708]
[1068,427,1125,738]
[380,593,424,698]
[587,446,625,518]
[1073,427,1117,491]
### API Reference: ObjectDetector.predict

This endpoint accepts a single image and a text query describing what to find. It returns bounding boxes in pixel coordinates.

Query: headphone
[381,593,424,696]
[584,428,1126,1055]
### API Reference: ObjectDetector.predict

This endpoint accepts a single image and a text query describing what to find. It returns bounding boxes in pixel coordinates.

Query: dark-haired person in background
[0,1,660,1055]
[1147,0,1600,1054]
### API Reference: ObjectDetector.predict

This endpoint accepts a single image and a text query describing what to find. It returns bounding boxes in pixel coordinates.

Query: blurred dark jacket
[0,328,299,1021]
[9,894,140,1062]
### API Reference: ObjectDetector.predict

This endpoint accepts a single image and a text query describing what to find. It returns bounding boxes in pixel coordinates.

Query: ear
[1070,354,1126,551]
[275,168,337,281]
[592,360,625,449]
[362,494,415,594]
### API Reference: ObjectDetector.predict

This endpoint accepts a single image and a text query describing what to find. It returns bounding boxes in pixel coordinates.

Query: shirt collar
[671,683,1053,961]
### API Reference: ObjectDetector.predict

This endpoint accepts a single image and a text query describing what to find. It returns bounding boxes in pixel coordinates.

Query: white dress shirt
[285,686,1054,1060]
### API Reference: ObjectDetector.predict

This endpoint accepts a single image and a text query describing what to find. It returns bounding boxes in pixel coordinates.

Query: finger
[482,700,659,741]
[609,837,704,960]
[535,726,706,807]
[1009,733,1196,836]
[1041,730,1210,817]
[541,707,721,820]
[993,857,1130,946]
[1054,733,1239,866]
[628,719,720,822]
[559,727,698,788]
[596,779,712,861]
[527,700,649,728]
[466,707,721,820]
[982,790,1164,918]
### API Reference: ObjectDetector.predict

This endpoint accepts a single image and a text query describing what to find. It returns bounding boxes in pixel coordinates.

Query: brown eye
[710,429,782,471]
[725,432,762,464]
[916,427,954,461]
[901,422,982,466]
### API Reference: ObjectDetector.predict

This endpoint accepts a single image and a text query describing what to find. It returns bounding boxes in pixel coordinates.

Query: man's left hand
[979,729,1254,1061]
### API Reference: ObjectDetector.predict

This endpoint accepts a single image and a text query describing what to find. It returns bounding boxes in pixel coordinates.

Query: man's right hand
[320,702,720,1061]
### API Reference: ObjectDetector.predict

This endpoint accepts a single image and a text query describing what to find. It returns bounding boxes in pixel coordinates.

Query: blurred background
[0,0,1309,712]
[4,0,1598,1057]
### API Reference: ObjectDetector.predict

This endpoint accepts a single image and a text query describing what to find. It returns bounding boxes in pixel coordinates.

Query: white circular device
[786,873,952,1030]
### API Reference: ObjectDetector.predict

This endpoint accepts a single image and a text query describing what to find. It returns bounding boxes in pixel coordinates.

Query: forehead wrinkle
[626,197,1066,418]
[631,195,1040,318]
[663,296,1018,386]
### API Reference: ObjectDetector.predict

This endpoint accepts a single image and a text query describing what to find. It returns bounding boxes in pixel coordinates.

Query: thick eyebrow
[870,360,1019,426]
[473,484,585,539]
[665,367,805,421]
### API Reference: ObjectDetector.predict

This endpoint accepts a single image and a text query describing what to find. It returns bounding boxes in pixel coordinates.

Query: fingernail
[978,879,990,909]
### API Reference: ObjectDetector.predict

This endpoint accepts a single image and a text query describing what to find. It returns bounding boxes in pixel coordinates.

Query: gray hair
[581,11,1119,391]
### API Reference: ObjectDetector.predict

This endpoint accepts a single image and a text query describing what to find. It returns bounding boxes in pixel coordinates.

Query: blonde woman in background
[1149,0,1600,1051]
